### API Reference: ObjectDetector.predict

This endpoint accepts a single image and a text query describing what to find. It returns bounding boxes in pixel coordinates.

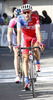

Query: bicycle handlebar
[19,46,40,50]
[10,44,44,55]
[10,44,40,50]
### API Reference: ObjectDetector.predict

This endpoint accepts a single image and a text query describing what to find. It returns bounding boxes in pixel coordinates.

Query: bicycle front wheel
[29,61,35,98]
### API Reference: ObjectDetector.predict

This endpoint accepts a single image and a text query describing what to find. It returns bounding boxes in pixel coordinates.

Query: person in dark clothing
[12,7,16,18]
[0,14,4,25]
[42,10,52,24]
[32,10,44,25]
[3,13,9,25]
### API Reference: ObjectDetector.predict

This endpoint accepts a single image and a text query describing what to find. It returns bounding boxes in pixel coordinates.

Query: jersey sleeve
[8,19,15,30]
[35,15,40,27]
[17,16,21,28]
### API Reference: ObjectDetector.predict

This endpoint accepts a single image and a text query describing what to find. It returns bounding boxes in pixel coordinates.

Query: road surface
[0,47,53,100]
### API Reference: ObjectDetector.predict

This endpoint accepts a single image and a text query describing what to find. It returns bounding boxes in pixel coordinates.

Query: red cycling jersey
[17,14,40,54]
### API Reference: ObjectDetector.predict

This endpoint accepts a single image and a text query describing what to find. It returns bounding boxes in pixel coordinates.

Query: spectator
[32,10,44,25]
[12,7,16,18]
[32,10,39,15]
[2,13,9,25]
[0,14,4,25]
[42,10,52,24]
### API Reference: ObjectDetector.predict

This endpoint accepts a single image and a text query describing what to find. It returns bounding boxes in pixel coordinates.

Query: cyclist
[7,8,21,83]
[17,4,45,89]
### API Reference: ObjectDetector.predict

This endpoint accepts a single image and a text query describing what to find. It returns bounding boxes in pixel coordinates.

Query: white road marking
[0,69,16,83]
[41,67,53,72]
[0,67,53,83]
[37,76,53,82]
[0,79,15,83]
[37,67,53,82]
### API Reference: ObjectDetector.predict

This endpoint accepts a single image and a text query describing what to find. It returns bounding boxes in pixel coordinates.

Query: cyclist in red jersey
[7,8,21,83]
[17,4,45,89]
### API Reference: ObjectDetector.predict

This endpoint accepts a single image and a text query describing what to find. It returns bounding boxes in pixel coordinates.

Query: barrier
[0,24,53,48]
[0,25,13,47]
[0,26,2,46]
[40,24,50,48]
[49,24,53,48]
[1,25,8,47]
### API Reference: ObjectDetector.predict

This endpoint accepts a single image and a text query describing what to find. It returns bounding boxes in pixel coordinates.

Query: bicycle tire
[19,57,22,79]
[31,62,35,97]
[29,61,35,98]
[22,72,25,89]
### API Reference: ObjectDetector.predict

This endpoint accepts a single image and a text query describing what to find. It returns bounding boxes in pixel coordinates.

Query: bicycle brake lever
[41,51,43,55]
[10,43,13,53]
[10,47,13,53]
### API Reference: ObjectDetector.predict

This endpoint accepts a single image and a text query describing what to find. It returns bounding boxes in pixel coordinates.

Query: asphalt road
[0,47,53,100]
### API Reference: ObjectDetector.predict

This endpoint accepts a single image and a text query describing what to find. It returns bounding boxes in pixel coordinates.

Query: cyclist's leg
[22,54,30,89]
[34,42,40,72]
[22,40,30,88]
[13,48,20,83]
[13,47,20,82]
[13,35,20,82]
[23,54,29,77]
[31,38,40,71]
[13,48,19,76]
[33,42,40,59]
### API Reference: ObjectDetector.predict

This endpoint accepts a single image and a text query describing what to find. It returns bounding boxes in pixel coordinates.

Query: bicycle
[18,46,40,98]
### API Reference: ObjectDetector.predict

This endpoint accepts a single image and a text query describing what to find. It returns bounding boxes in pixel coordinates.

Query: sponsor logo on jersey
[22,25,35,29]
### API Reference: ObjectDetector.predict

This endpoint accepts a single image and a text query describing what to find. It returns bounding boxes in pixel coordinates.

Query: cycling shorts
[22,37,37,54]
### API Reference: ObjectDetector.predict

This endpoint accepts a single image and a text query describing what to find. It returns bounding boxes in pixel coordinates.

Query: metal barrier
[0,25,13,47]
[0,24,53,48]
[40,24,53,48]
[40,24,50,48]
[0,26,2,46]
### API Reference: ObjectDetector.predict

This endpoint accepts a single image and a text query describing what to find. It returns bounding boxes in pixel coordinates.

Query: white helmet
[21,4,32,12]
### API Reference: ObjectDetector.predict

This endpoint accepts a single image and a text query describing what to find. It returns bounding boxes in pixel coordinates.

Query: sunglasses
[23,11,31,14]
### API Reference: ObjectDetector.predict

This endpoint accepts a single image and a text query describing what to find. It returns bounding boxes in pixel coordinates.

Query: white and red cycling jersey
[17,14,40,54]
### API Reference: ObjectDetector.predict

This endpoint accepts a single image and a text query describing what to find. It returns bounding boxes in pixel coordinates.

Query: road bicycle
[18,46,40,98]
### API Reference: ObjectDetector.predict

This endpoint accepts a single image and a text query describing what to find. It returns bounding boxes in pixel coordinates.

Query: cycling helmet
[21,4,32,12]
[14,8,21,17]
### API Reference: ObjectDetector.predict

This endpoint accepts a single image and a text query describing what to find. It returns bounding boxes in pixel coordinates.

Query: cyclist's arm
[36,26,45,51]
[17,16,21,45]
[7,28,13,42]
[17,28,21,45]
[7,19,14,42]
[36,26,42,43]
[35,15,42,43]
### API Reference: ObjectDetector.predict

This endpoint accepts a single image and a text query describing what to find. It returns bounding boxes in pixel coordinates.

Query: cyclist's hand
[8,41,13,50]
[15,44,21,56]
[39,42,45,51]
[15,44,21,49]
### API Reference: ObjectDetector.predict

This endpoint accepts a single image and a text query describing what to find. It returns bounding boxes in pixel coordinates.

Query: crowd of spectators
[0,7,16,26]
[0,13,11,25]
[0,8,52,26]
[0,14,4,25]
[32,10,52,25]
